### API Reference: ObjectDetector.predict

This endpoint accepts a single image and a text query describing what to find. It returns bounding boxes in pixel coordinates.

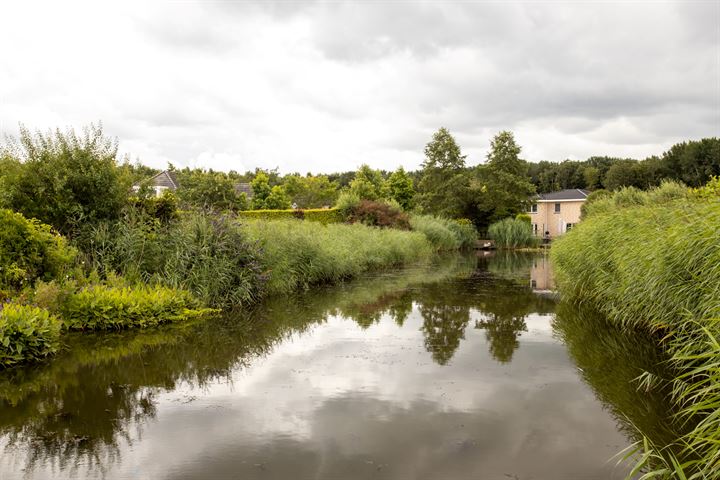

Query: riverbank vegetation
[551,181,720,479]
[488,216,538,249]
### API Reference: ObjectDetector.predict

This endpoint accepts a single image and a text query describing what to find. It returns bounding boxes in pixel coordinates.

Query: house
[528,189,589,238]
[133,170,179,197]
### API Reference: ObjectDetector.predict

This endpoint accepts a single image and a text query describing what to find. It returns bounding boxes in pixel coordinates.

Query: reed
[488,217,537,249]
[551,184,720,479]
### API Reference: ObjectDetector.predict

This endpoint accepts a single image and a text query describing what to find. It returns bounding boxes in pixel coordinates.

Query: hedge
[237,208,344,224]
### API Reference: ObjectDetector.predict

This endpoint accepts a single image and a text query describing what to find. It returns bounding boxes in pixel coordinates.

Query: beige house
[528,189,589,238]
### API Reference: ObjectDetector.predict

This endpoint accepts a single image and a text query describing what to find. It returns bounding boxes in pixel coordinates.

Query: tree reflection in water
[0,252,557,476]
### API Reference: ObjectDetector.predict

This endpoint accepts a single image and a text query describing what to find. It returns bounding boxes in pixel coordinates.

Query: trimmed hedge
[237,208,343,224]
[0,304,62,368]
[61,284,216,331]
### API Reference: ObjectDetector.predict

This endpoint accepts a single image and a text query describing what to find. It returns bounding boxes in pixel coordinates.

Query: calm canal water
[0,253,671,480]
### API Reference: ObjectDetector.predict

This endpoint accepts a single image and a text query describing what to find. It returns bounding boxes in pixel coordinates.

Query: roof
[234,182,254,198]
[144,170,179,189]
[537,189,590,201]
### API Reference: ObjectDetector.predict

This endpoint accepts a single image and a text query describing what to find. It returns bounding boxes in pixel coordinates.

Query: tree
[661,138,720,187]
[283,174,339,208]
[250,171,272,209]
[264,185,291,210]
[2,124,131,235]
[603,160,644,190]
[417,127,469,217]
[348,164,386,201]
[176,170,247,211]
[472,131,536,230]
[386,167,415,210]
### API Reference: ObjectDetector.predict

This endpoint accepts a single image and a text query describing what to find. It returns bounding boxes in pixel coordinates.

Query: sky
[1,0,718,174]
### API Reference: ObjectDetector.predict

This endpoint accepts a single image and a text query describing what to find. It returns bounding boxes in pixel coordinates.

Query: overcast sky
[1,1,718,173]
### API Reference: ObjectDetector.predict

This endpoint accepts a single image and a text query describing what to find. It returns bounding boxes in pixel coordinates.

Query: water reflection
[0,253,639,480]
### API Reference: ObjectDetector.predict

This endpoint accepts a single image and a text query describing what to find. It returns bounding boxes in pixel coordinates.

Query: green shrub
[334,191,361,218]
[237,208,343,224]
[80,212,265,308]
[61,284,214,331]
[0,209,76,291]
[692,175,720,199]
[348,200,410,229]
[515,213,531,224]
[0,303,62,367]
[242,219,432,295]
[488,218,537,249]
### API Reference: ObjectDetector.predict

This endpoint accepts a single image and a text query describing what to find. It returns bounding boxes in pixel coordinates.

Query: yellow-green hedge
[237,208,344,224]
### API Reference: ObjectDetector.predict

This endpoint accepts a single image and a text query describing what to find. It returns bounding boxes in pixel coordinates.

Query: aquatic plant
[551,184,720,479]
[243,219,432,295]
[409,214,475,250]
[61,284,215,331]
[488,217,537,249]
[0,304,62,368]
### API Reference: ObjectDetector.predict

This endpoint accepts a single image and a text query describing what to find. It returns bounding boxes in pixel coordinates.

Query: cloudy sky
[1,1,718,173]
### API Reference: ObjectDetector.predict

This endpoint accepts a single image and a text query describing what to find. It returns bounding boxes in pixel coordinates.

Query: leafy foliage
[283,174,339,208]
[1,124,131,235]
[347,200,411,229]
[0,304,62,368]
[61,284,214,331]
[409,214,476,250]
[386,167,415,210]
[0,209,76,292]
[417,127,469,217]
[176,169,248,211]
[348,164,387,201]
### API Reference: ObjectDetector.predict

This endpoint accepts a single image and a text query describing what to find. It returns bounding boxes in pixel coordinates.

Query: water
[0,253,665,479]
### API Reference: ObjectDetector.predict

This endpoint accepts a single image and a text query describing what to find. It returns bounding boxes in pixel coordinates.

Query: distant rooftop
[537,189,590,201]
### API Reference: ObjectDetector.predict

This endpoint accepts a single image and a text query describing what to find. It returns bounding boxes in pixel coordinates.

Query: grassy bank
[2,207,475,367]
[551,182,720,479]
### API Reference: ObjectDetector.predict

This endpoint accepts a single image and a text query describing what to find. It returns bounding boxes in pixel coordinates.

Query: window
[566,223,574,231]
[532,223,538,235]
[529,204,538,213]
[554,203,561,213]
[531,280,537,289]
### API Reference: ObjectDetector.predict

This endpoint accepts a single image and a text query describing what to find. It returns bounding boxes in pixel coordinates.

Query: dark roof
[537,189,590,201]
[234,182,254,198]
[145,170,179,189]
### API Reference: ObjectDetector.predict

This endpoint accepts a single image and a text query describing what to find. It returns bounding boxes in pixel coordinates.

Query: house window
[529,204,538,213]
[554,203,561,214]
[531,280,537,289]
[532,223,538,235]
[566,223,574,232]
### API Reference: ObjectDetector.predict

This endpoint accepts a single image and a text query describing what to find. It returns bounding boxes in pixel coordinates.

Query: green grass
[242,219,433,295]
[551,184,720,479]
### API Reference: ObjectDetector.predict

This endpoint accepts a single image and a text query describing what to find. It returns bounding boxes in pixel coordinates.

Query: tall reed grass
[488,217,537,249]
[409,214,477,250]
[551,183,720,479]
[243,219,432,295]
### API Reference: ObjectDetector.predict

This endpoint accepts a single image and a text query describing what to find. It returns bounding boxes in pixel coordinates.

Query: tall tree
[417,127,469,217]
[348,164,386,201]
[250,171,272,209]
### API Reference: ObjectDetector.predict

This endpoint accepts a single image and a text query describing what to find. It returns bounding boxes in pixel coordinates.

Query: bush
[348,200,411,229]
[515,213,531,224]
[237,208,343,224]
[80,211,265,308]
[128,190,179,223]
[61,284,214,331]
[0,303,62,368]
[334,191,361,218]
[0,209,76,291]
[692,175,720,199]
[488,218,537,249]
[242,219,432,295]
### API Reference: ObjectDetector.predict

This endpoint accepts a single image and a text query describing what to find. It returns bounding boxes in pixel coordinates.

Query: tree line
[0,123,717,236]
